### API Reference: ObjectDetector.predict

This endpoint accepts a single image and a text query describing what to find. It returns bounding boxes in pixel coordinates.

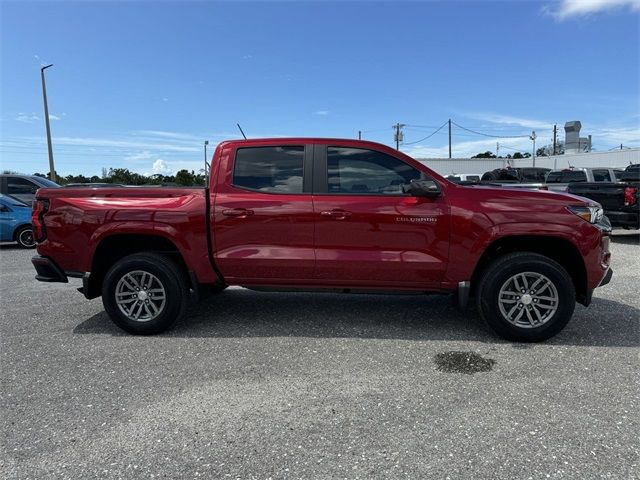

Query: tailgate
[567,183,626,210]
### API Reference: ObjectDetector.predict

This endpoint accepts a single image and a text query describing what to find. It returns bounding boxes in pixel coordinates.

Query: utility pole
[40,64,56,182]
[204,140,210,187]
[552,124,557,156]
[394,123,405,150]
[448,119,452,159]
[496,142,500,158]
[530,130,537,167]
[358,130,361,140]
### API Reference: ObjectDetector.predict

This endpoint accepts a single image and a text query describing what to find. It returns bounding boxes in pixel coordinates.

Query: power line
[402,121,449,145]
[451,121,531,139]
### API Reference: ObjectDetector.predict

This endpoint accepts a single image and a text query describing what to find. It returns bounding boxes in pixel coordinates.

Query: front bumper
[599,267,613,287]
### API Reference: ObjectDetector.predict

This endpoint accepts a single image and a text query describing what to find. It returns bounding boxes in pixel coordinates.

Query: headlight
[567,205,603,224]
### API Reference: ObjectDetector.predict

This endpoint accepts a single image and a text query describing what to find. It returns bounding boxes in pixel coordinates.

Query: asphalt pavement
[1,232,638,479]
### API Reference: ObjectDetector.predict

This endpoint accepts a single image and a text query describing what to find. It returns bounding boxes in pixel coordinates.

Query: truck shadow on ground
[74,289,640,347]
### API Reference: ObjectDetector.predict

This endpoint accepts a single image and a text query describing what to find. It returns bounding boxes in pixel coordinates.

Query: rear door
[212,143,315,283]
[312,144,450,288]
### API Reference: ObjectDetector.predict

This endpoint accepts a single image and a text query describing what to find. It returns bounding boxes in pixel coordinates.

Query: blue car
[0,194,35,248]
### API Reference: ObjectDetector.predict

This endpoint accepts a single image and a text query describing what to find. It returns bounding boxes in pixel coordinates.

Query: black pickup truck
[568,164,639,229]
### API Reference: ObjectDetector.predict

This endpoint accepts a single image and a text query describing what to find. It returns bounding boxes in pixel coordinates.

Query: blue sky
[1,0,639,177]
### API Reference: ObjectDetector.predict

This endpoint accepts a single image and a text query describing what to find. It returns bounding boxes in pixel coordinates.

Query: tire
[476,252,576,342]
[15,226,36,248]
[102,253,188,335]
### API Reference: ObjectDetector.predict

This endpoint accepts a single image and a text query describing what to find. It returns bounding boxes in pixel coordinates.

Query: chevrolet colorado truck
[31,138,613,341]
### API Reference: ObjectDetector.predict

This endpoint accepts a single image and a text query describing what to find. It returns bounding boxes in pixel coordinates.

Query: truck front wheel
[102,253,188,335]
[477,253,576,342]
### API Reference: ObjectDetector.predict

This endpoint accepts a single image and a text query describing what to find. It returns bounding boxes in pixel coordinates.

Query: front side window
[327,147,421,194]
[7,177,38,195]
[233,146,304,194]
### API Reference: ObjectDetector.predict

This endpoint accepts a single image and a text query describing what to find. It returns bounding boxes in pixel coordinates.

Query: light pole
[40,64,56,182]
[530,130,537,167]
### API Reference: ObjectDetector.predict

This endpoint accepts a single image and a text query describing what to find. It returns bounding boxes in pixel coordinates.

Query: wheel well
[87,234,188,298]
[470,235,588,303]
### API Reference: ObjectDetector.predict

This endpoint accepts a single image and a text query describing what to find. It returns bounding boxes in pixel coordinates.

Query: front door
[212,144,315,284]
[313,145,449,288]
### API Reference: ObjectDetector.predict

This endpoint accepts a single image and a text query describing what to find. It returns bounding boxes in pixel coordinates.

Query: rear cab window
[232,146,304,194]
[592,169,611,182]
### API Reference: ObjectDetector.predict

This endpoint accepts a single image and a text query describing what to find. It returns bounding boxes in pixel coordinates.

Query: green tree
[175,169,195,186]
[472,151,496,158]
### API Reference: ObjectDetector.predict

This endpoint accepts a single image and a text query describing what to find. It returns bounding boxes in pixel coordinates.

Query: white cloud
[466,112,551,130]
[314,110,330,116]
[162,97,169,102]
[152,159,171,175]
[125,150,155,161]
[135,130,201,141]
[49,114,61,121]
[545,0,640,20]
[16,112,40,123]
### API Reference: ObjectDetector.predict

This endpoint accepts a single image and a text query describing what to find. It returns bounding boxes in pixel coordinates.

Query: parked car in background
[32,138,612,342]
[480,167,551,189]
[568,164,640,229]
[0,174,60,205]
[0,194,36,248]
[445,173,482,184]
[545,167,624,192]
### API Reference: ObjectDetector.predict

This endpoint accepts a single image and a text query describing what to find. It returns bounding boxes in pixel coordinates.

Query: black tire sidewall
[16,227,36,248]
[478,255,575,342]
[102,254,186,335]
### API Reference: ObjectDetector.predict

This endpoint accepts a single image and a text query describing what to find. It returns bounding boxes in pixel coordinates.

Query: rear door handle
[222,208,254,218]
[320,209,352,219]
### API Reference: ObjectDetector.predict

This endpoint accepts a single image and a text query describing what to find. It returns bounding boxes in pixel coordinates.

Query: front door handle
[222,208,254,218]
[320,209,352,220]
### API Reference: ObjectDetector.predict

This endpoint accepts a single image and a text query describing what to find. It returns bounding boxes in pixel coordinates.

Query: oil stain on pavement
[434,351,496,374]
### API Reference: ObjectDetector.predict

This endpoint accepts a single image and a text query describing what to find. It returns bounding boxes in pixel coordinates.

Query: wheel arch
[470,235,588,305]
[86,234,190,299]
[12,223,32,241]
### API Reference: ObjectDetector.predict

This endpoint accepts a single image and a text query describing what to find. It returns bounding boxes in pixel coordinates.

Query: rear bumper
[604,210,639,229]
[32,255,68,283]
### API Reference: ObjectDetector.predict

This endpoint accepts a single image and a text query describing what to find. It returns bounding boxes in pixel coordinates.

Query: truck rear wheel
[102,253,188,335]
[477,252,575,342]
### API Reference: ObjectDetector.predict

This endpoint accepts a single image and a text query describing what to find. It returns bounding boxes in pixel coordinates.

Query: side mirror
[402,179,441,197]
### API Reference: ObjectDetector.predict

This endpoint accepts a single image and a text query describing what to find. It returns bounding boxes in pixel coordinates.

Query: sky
[1,0,639,177]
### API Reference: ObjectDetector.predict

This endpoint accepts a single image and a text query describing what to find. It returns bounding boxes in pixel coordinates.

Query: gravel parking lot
[1,232,638,479]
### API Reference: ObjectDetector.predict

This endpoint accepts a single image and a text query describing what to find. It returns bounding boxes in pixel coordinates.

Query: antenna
[237,123,247,139]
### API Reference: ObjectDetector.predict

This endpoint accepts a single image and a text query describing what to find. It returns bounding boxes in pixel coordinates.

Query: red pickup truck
[31,138,612,341]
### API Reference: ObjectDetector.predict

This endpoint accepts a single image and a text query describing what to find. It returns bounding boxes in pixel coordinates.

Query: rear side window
[546,171,587,183]
[327,147,421,194]
[522,169,548,182]
[233,146,304,193]
[592,169,611,182]
[7,177,38,195]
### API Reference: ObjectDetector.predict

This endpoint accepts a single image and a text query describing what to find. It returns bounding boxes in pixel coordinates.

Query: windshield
[0,194,28,207]
[35,177,60,187]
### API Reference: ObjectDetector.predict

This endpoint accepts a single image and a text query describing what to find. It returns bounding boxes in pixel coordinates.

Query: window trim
[230,144,311,195]
[314,145,426,197]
